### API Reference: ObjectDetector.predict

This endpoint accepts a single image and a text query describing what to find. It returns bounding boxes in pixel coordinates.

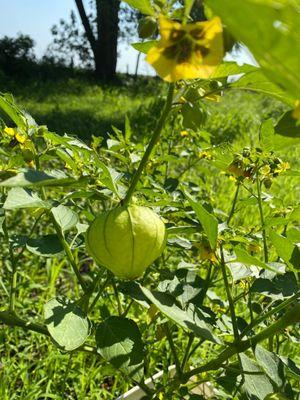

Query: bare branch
[74,0,97,53]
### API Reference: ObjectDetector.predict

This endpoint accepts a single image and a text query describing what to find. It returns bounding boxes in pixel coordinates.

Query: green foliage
[44,298,91,351]
[206,0,300,99]
[1,13,300,398]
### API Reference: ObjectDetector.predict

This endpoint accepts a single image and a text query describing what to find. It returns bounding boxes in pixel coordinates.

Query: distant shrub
[0,34,36,77]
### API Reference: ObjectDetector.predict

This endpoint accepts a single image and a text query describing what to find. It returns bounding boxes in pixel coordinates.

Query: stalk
[122,83,174,206]
[2,214,17,312]
[183,303,300,382]
[51,214,88,292]
[256,173,268,262]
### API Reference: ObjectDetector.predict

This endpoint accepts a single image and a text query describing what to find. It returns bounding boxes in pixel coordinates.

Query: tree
[75,0,120,80]
[49,1,137,80]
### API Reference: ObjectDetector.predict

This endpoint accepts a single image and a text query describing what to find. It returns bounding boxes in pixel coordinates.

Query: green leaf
[26,234,63,257]
[132,40,157,54]
[44,298,90,351]
[0,93,27,131]
[259,119,275,152]
[185,192,218,249]
[233,247,279,273]
[255,345,285,388]
[211,62,257,79]
[3,188,50,210]
[269,230,300,269]
[251,272,298,300]
[274,110,300,146]
[207,0,300,100]
[93,156,122,196]
[51,205,78,232]
[0,169,81,188]
[123,0,154,15]
[279,356,300,379]
[125,115,132,142]
[231,70,294,106]
[182,103,206,130]
[227,261,260,282]
[286,228,300,243]
[259,114,300,150]
[95,316,144,382]
[138,285,221,344]
[239,353,274,400]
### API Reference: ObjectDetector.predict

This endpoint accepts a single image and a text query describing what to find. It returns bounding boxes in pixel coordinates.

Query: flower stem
[256,173,268,262]
[227,183,240,225]
[2,214,17,312]
[122,83,174,206]
[50,214,88,292]
[220,244,240,342]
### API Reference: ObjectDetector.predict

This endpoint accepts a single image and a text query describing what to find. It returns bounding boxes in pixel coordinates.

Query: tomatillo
[86,205,166,279]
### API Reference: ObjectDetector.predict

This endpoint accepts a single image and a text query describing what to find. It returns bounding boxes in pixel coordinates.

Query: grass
[0,74,299,399]
[1,75,164,141]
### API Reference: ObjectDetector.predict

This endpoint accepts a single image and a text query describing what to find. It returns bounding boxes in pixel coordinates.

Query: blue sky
[0,0,255,75]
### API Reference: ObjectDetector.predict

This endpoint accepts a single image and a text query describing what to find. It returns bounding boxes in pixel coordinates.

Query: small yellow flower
[228,175,237,182]
[27,160,35,168]
[274,162,290,174]
[15,132,27,144]
[194,241,217,262]
[261,165,271,176]
[199,151,212,160]
[180,130,189,137]
[146,16,223,82]
[4,127,16,137]
[292,100,300,119]
[4,126,26,144]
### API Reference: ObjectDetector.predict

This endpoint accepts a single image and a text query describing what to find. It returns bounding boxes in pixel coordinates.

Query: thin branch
[74,0,97,53]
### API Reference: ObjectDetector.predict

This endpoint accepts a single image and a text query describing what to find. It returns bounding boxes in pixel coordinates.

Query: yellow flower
[4,127,16,137]
[292,100,300,119]
[199,151,212,160]
[146,16,223,82]
[274,162,290,174]
[261,165,271,176]
[180,130,189,137]
[4,126,26,144]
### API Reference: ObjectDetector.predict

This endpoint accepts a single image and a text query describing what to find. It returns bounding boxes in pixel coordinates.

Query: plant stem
[227,183,240,225]
[110,274,123,315]
[0,310,99,354]
[50,214,88,292]
[88,275,110,313]
[181,333,195,372]
[220,244,240,342]
[241,290,300,338]
[122,83,174,206]
[2,214,18,312]
[183,302,300,382]
[256,173,268,262]
[166,323,182,379]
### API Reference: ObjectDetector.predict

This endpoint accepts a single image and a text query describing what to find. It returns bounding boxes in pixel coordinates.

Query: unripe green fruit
[86,205,166,280]
[138,17,157,39]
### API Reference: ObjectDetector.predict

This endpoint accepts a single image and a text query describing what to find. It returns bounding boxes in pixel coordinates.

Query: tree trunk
[95,0,120,80]
[75,0,120,80]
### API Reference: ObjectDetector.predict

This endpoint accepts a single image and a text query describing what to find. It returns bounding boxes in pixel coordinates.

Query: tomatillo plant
[0,0,300,399]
